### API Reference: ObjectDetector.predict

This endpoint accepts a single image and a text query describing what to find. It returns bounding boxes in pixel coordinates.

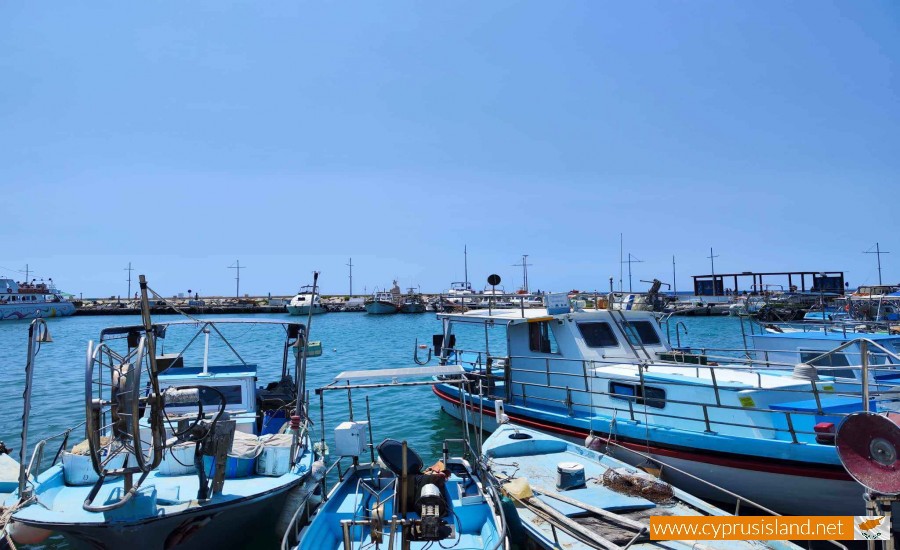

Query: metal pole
[19,319,48,499]
[672,255,677,296]
[861,339,870,412]
[464,245,468,291]
[523,254,529,293]
[228,260,244,297]
[297,271,319,420]
[628,254,633,292]
[708,248,719,297]
[125,261,133,298]
[877,242,882,285]
[619,233,623,292]
[347,258,353,296]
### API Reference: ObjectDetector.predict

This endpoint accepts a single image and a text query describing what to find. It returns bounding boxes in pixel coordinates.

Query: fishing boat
[287,285,327,316]
[0,278,75,321]
[283,366,507,550]
[4,276,321,549]
[418,293,900,515]
[398,288,426,314]
[365,283,401,315]
[482,423,805,550]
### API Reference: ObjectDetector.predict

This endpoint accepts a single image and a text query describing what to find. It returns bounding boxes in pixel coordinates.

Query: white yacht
[287,285,326,316]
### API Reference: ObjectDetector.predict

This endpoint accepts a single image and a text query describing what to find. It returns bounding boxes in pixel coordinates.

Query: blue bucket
[261,410,288,436]
[203,455,256,479]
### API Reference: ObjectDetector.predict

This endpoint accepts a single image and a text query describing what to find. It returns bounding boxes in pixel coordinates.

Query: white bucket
[158,443,197,476]
[62,451,127,486]
[256,434,293,477]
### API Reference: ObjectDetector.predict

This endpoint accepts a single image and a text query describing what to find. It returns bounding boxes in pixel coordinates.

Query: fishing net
[601,468,674,503]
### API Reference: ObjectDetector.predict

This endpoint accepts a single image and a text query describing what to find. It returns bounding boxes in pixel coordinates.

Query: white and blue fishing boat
[365,290,399,315]
[4,276,321,549]
[420,293,900,515]
[482,423,805,550]
[399,289,427,314]
[0,278,75,321]
[283,366,507,550]
[288,285,327,316]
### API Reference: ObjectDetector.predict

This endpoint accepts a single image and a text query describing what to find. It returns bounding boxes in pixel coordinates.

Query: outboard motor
[413,483,452,541]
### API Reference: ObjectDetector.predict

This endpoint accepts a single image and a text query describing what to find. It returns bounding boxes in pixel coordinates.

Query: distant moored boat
[287,285,326,316]
[0,278,75,321]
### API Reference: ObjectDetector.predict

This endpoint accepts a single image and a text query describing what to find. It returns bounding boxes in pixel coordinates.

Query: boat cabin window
[799,350,855,379]
[609,381,665,409]
[528,321,559,354]
[197,385,244,407]
[622,321,661,346]
[577,322,619,348]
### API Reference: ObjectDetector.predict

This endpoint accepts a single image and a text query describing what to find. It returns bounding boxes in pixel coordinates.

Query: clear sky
[1,2,897,297]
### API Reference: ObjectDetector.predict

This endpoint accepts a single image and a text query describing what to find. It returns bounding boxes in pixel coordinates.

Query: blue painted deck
[8,449,312,526]
[482,425,800,550]
[297,463,502,550]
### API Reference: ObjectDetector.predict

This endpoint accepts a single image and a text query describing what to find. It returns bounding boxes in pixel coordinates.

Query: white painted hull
[286,305,326,316]
[436,391,864,516]
[0,302,75,321]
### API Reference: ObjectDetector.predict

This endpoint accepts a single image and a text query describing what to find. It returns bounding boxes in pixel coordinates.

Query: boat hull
[0,302,76,321]
[286,305,327,316]
[364,301,399,314]
[12,476,314,550]
[398,303,426,314]
[433,383,863,516]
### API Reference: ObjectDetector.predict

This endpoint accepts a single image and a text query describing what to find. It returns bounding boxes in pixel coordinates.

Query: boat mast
[864,242,890,285]
[619,233,623,292]
[672,255,677,296]
[707,248,719,296]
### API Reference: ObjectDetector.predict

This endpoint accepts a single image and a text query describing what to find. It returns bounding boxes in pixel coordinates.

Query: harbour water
[0,311,746,549]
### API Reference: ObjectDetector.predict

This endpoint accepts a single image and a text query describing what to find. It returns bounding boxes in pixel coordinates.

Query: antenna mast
[228,260,245,298]
[347,257,354,296]
[125,261,134,297]
[621,253,644,292]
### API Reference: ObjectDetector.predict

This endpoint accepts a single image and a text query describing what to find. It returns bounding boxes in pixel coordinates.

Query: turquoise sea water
[0,311,748,548]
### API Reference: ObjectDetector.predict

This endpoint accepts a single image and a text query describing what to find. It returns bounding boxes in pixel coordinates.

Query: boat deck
[10,460,308,526]
[298,463,501,549]
[483,426,799,550]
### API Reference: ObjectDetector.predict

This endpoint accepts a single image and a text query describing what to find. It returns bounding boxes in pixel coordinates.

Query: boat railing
[279,483,320,550]
[21,422,87,497]
[448,338,900,444]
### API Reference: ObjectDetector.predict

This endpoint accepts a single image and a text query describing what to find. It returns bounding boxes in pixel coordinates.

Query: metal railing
[439,338,900,444]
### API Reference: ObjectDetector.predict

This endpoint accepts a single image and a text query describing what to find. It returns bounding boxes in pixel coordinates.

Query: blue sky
[1,2,897,297]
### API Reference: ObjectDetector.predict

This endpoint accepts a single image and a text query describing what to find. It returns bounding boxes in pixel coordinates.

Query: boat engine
[412,483,452,541]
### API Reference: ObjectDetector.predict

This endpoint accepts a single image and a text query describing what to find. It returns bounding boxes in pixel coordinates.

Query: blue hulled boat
[284,367,507,550]
[365,291,399,314]
[5,277,321,549]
